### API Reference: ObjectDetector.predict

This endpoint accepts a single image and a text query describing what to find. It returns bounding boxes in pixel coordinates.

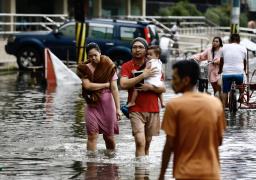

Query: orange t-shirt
[121,59,160,112]
[161,92,226,179]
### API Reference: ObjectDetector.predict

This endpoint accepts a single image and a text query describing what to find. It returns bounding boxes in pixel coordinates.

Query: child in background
[127,45,165,108]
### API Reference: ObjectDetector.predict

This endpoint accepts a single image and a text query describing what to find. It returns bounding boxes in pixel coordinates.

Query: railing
[180,26,255,39]
[113,15,217,27]
[114,15,256,39]
[0,13,68,37]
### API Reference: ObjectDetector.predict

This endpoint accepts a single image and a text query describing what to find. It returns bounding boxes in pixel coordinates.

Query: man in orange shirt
[159,60,226,180]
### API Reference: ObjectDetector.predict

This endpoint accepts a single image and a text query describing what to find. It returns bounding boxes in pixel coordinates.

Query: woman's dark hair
[211,36,223,59]
[86,42,101,55]
[172,60,200,86]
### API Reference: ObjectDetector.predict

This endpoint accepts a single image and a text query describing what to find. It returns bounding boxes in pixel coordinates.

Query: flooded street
[0,71,256,180]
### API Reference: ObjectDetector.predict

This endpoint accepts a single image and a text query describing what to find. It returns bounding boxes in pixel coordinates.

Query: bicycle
[229,81,238,113]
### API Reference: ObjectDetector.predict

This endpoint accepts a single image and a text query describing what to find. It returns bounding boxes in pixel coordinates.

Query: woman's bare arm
[82,79,109,91]
[111,79,122,120]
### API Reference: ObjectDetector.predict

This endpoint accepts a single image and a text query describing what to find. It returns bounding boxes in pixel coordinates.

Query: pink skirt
[85,89,119,136]
[208,64,220,83]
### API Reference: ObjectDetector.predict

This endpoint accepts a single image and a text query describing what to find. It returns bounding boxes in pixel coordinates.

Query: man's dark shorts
[222,74,243,93]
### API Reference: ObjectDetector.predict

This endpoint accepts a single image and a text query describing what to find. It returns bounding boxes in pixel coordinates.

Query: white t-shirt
[220,43,247,74]
[144,59,163,87]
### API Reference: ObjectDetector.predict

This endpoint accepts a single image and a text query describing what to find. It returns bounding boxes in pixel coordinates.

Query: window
[120,27,143,42]
[102,0,125,16]
[59,24,75,38]
[88,24,113,40]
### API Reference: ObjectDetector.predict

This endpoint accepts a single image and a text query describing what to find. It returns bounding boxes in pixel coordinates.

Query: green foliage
[158,1,248,27]
[159,1,202,16]
[205,5,248,27]
[158,8,170,16]
[240,13,248,27]
[205,6,230,26]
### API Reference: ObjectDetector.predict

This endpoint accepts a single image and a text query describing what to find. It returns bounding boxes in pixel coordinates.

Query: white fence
[0,13,68,36]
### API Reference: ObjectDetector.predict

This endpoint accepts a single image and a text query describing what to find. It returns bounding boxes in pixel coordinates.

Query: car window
[120,27,144,42]
[88,23,113,40]
[59,24,75,38]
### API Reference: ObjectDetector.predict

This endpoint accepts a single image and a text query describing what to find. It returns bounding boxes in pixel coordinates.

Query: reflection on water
[227,110,256,128]
[84,162,118,180]
[221,109,256,180]
[0,71,256,179]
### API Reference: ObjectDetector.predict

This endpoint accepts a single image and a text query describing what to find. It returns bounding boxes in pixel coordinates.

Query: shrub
[159,1,248,27]
[205,6,230,26]
[159,1,202,16]
[205,5,248,27]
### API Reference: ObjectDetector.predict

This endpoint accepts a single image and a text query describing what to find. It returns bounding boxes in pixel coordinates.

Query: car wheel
[17,47,43,70]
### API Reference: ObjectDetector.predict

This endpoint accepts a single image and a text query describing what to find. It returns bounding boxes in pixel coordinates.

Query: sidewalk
[0,39,18,71]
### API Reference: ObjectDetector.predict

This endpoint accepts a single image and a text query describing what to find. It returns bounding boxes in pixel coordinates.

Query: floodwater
[0,70,256,180]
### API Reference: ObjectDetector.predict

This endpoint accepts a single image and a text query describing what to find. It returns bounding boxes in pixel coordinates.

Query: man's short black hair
[230,33,240,43]
[172,60,200,86]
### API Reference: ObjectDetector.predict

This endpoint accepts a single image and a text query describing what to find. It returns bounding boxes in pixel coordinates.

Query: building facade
[0,0,146,17]
[1,0,254,17]
[0,0,146,31]
[0,0,68,14]
[1,0,254,31]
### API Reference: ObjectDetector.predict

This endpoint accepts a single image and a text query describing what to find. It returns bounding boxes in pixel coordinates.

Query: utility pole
[230,0,240,34]
[74,0,87,64]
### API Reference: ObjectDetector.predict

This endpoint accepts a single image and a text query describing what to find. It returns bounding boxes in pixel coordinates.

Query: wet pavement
[0,70,256,180]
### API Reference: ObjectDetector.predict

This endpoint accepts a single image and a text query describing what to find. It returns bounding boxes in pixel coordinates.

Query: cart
[235,70,256,109]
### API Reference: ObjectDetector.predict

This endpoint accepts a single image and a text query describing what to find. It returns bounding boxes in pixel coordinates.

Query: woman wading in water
[77,42,121,154]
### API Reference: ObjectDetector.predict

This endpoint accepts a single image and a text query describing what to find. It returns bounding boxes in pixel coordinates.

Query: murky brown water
[0,71,256,180]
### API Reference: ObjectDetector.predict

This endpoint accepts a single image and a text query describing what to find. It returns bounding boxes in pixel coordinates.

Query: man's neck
[133,58,145,66]
[183,86,197,93]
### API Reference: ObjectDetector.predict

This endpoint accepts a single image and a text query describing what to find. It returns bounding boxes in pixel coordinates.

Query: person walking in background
[159,60,226,180]
[120,37,166,159]
[127,45,165,108]
[193,36,223,97]
[218,33,247,108]
[170,20,180,57]
[77,42,121,153]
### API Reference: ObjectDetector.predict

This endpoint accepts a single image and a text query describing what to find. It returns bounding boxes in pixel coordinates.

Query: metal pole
[200,39,203,52]
[74,0,87,64]
[230,0,240,34]
[246,49,250,104]
[246,50,249,83]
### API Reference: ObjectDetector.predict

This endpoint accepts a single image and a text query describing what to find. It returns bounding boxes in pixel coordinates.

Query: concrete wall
[0,38,17,69]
